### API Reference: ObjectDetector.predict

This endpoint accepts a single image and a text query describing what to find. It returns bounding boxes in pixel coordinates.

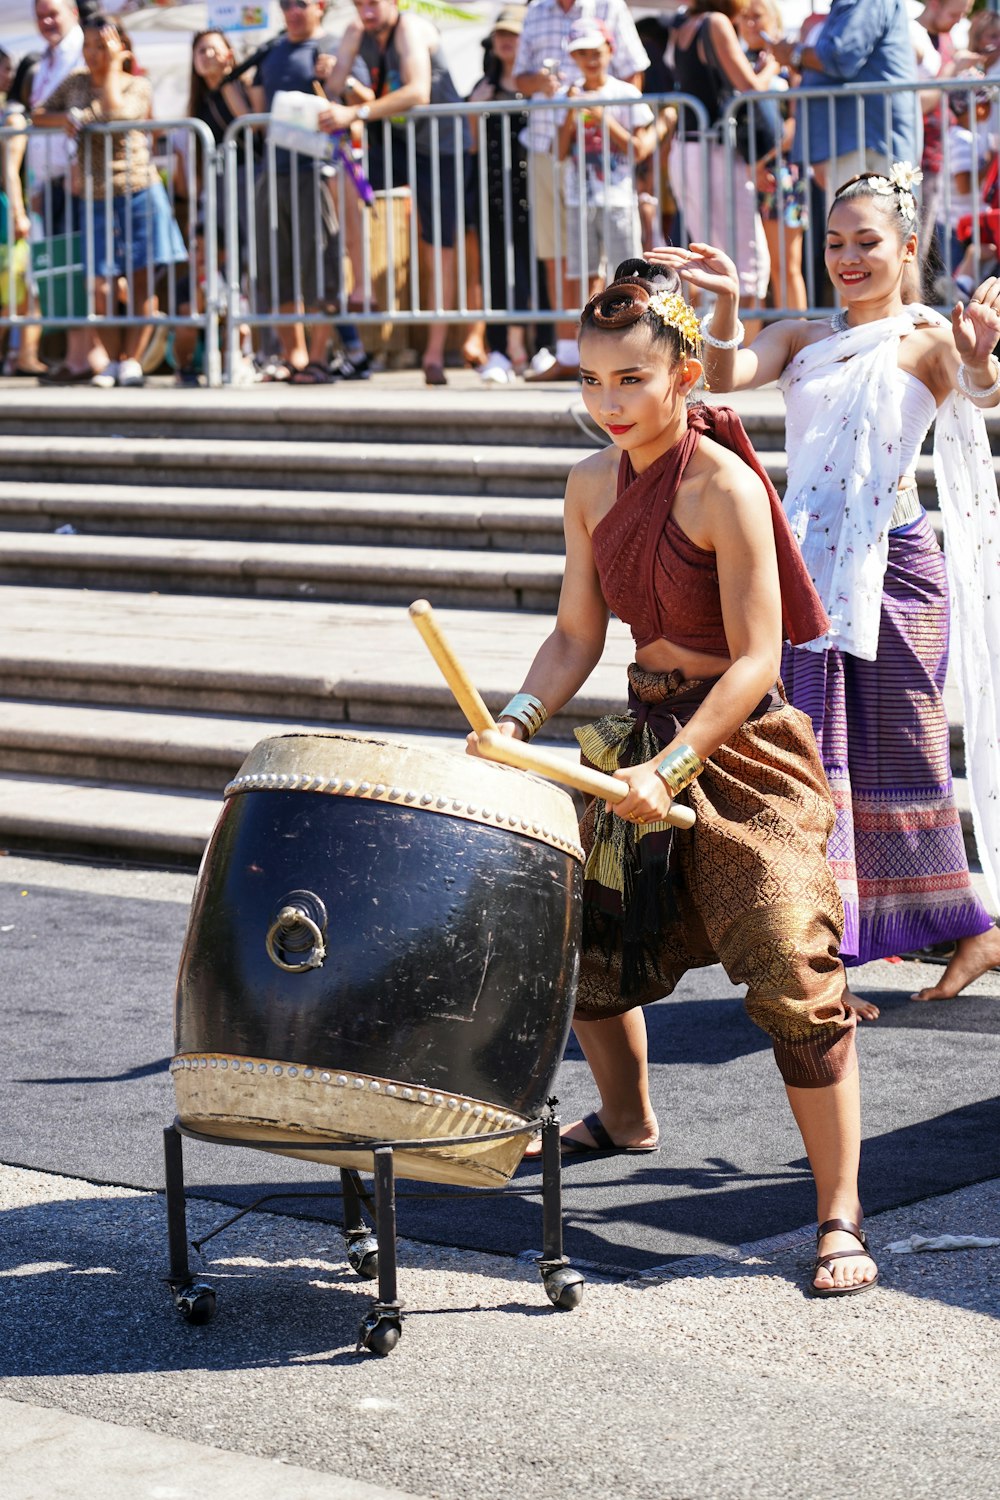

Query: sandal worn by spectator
[288,360,331,384]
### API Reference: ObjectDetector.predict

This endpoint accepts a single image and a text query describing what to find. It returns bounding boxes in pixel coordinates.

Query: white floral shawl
[779,306,1000,909]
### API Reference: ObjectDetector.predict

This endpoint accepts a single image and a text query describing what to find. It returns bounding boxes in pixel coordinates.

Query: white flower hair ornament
[889,161,923,191]
[868,175,894,195]
[898,190,917,223]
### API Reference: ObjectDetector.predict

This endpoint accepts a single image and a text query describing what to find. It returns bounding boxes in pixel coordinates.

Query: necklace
[831,309,850,332]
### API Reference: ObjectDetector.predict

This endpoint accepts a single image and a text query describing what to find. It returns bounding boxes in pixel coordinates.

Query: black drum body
[173,733,583,1185]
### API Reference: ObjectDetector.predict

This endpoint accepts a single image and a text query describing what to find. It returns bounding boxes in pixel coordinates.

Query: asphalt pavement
[1,852,999,1500]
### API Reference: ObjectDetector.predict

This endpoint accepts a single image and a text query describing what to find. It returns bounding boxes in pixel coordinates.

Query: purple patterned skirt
[781,513,993,965]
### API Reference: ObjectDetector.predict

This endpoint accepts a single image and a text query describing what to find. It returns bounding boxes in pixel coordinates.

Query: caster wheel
[174,1281,216,1324]
[347,1236,379,1281]
[543,1267,584,1310]
[358,1313,401,1356]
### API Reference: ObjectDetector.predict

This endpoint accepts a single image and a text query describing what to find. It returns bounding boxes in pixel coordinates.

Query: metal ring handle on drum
[265,905,327,973]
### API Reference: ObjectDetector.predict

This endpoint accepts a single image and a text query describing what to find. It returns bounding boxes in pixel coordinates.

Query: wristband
[956,359,1000,400]
[497,692,548,740]
[700,314,745,350]
[653,744,704,797]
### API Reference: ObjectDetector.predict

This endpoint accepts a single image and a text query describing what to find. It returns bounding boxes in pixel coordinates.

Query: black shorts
[366,137,465,250]
[254,167,340,311]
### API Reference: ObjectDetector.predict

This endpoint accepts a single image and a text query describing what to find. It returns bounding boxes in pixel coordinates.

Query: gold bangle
[653,743,704,797]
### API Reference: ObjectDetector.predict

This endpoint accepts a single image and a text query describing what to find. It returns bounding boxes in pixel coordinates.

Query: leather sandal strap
[817,1218,867,1247]
[582,1111,615,1151]
[815,1248,874,1272]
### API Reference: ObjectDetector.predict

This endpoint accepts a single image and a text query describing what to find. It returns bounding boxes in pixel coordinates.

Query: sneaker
[479,350,513,385]
[117,358,145,388]
[91,361,119,389]
[528,347,557,376]
[175,366,201,388]
[330,349,371,381]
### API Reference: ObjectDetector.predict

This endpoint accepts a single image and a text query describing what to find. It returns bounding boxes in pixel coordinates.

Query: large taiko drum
[172,732,583,1187]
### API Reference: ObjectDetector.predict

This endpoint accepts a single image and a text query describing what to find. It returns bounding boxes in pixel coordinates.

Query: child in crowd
[947,86,998,289]
[557,23,655,305]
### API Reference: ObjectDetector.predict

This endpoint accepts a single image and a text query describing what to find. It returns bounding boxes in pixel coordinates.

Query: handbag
[699,19,780,165]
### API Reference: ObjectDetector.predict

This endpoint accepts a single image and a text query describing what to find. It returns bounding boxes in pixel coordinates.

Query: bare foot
[910,925,1000,1001]
[522,1112,659,1158]
[812,1224,879,1294]
[847,990,880,1022]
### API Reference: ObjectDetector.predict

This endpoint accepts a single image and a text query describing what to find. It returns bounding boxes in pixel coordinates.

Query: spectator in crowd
[739,0,809,311]
[1,55,40,374]
[5,0,111,380]
[465,6,532,385]
[514,0,650,382]
[946,86,997,289]
[768,0,919,193]
[322,0,471,387]
[633,15,679,253]
[557,24,654,305]
[248,0,342,383]
[910,0,970,295]
[953,7,1000,77]
[671,0,778,324]
[35,13,187,388]
[170,29,254,387]
[0,49,14,103]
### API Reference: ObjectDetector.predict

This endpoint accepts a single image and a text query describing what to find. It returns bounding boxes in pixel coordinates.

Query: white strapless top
[895,369,937,478]
[785,362,936,481]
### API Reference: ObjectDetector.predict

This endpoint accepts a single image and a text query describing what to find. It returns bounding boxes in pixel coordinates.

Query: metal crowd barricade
[721,75,1000,321]
[9,78,993,385]
[219,93,710,382]
[0,116,220,383]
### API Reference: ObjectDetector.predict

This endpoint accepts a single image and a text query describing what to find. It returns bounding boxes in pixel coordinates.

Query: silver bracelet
[700,313,745,351]
[497,692,548,740]
[956,359,1000,400]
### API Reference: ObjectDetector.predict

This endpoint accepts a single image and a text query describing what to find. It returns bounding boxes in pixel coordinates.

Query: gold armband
[653,744,704,797]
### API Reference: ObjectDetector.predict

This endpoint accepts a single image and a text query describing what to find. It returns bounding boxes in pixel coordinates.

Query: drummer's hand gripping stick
[408,600,695,831]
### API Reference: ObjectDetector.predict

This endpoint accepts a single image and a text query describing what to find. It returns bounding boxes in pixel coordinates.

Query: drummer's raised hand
[607,761,675,827]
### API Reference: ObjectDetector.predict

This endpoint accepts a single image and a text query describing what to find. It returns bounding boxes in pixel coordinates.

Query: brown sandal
[809,1217,880,1298]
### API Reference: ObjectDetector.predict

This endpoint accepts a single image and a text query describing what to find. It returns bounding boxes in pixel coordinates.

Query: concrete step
[0,384,610,450]
[0,772,219,864]
[0,483,566,552]
[0,701,581,792]
[0,435,951,513]
[0,586,632,732]
[0,532,564,610]
[0,383,797,450]
[0,434,582,498]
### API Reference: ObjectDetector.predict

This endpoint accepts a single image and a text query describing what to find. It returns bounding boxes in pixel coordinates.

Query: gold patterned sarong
[575,666,856,1088]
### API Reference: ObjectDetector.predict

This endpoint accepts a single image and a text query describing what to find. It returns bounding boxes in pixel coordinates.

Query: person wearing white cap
[514,0,650,381]
[556,24,655,307]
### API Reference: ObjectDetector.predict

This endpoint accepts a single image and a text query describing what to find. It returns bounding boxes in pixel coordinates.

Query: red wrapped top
[592,403,829,655]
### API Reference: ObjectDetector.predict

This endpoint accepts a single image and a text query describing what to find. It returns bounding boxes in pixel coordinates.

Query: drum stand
[161,1104,584,1356]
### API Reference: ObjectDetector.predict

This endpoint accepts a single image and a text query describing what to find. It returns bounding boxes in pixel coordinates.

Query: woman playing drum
[469,258,879,1296]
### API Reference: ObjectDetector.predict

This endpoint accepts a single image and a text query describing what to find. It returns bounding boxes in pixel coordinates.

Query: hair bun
[585,281,651,329]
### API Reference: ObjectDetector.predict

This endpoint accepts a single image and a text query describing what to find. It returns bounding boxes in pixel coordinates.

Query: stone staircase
[0,378,984,875]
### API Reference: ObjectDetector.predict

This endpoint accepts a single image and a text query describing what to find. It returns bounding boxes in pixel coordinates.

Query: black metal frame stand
[161,1104,583,1356]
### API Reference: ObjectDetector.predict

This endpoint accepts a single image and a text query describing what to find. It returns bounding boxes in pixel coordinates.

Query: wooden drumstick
[477,730,696,831]
[408,599,497,734]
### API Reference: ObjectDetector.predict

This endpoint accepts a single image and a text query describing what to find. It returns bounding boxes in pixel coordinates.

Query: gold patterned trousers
[575,667,856,1089]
